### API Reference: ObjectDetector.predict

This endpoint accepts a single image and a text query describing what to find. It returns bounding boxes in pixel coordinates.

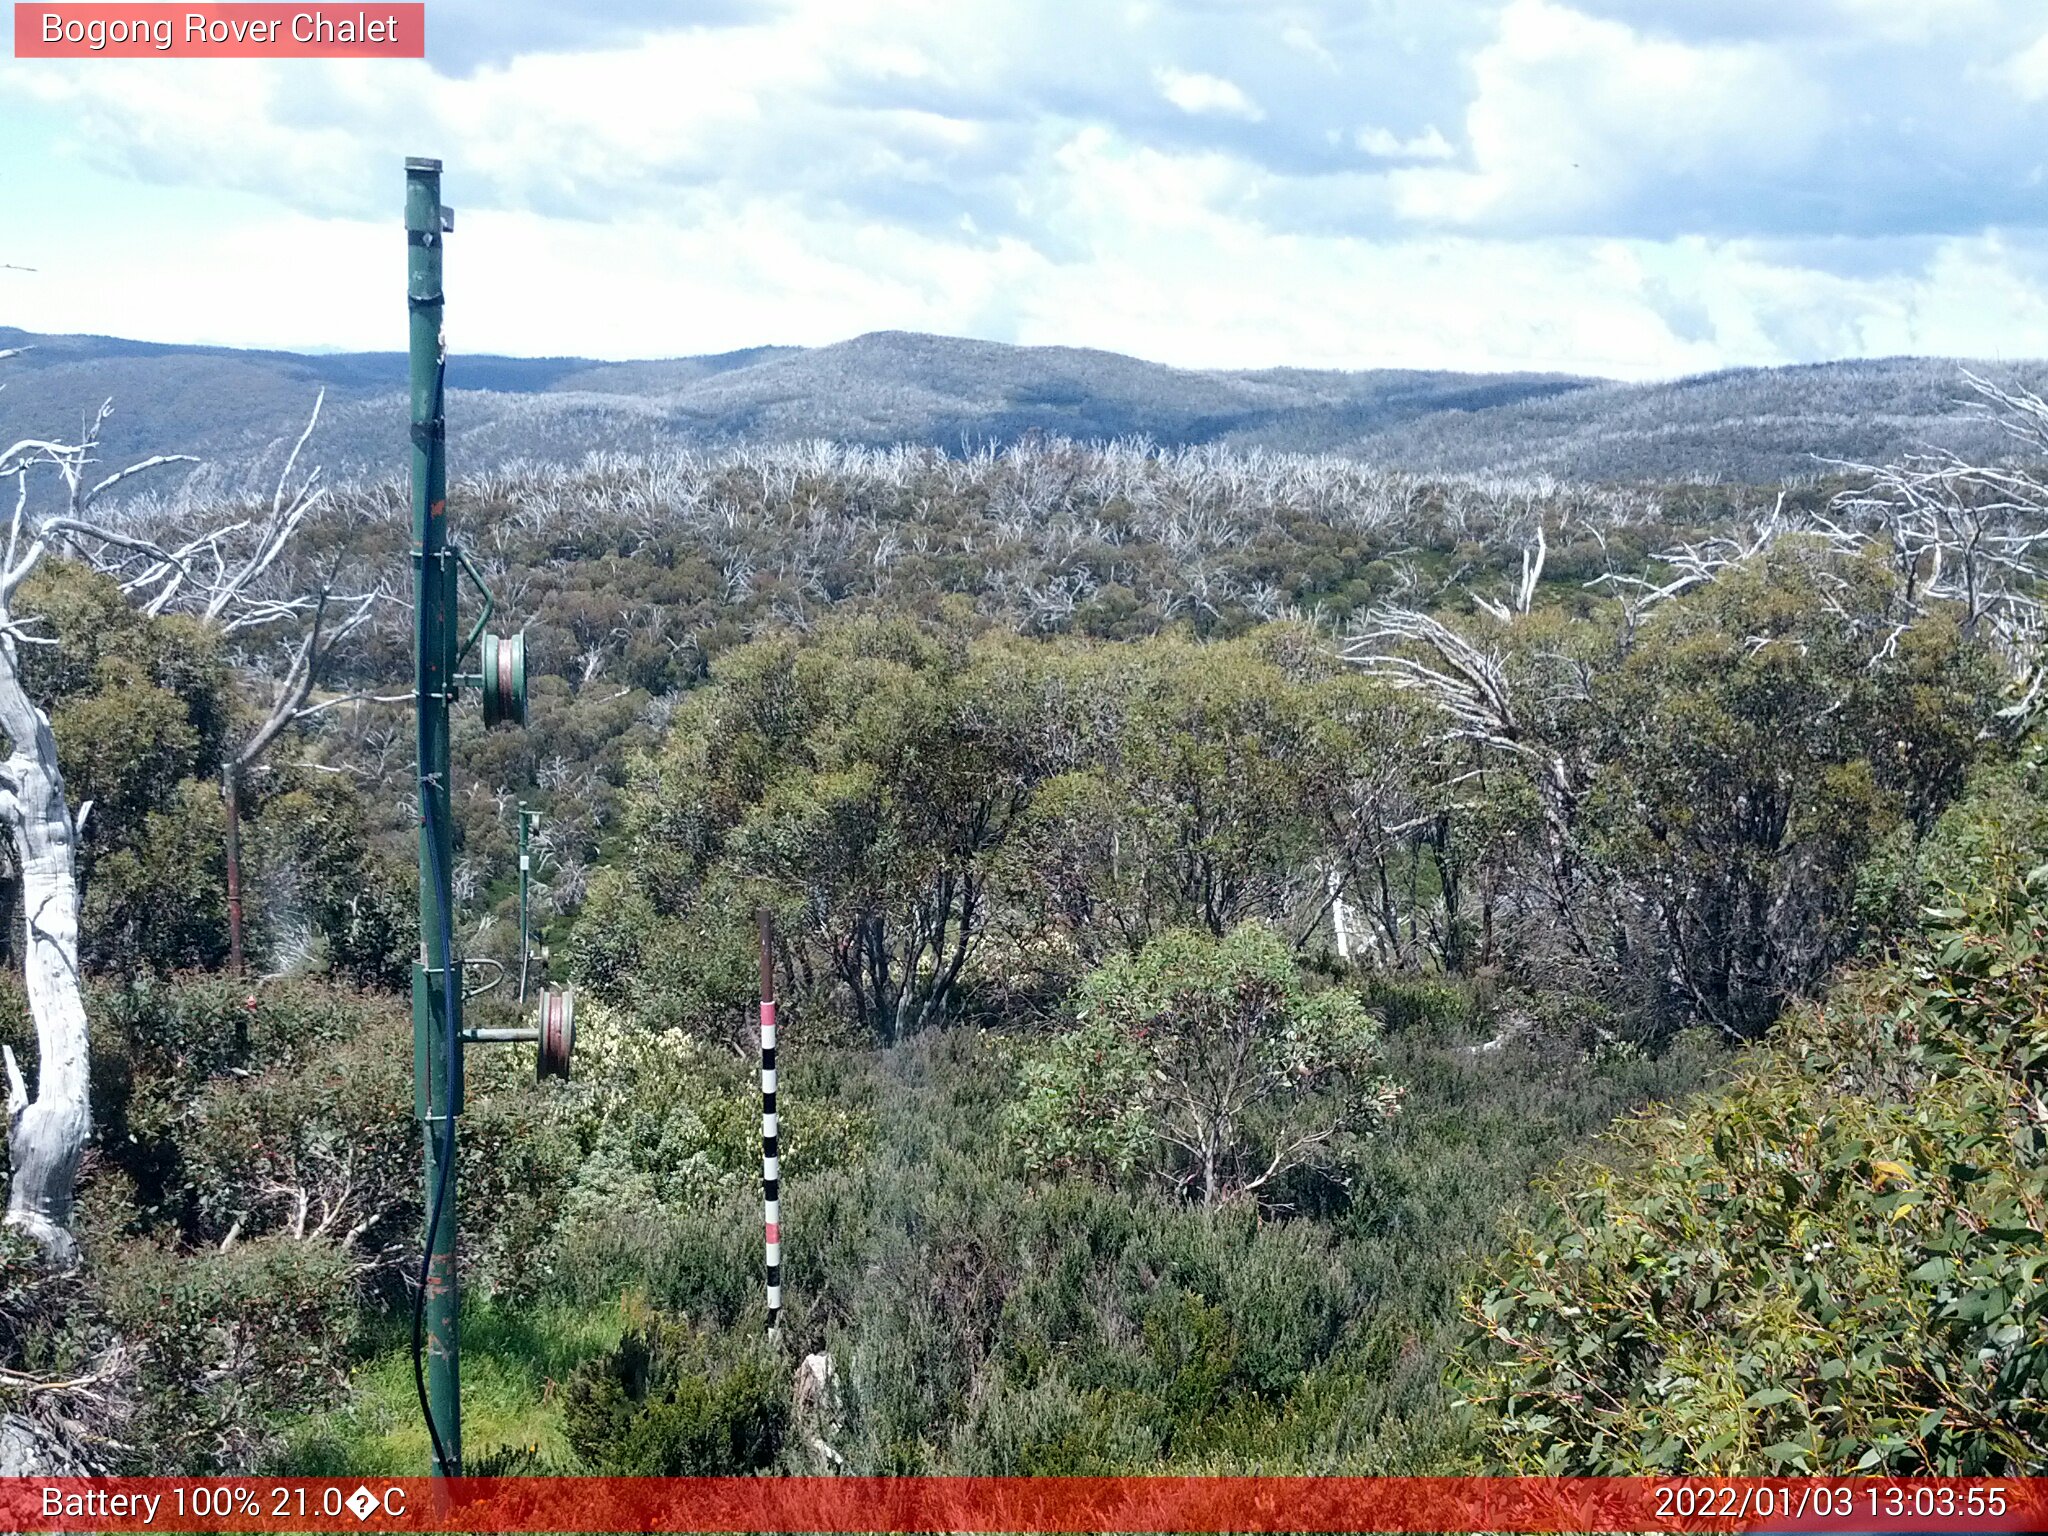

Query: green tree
[1008,924,1399,1208]
[9,560,235,976]
[1583,548,1993,1035]
[1004,630,1419,966]
[612,613,1054,1041]
[0,560,410,985]
[1356,544,1997,1035]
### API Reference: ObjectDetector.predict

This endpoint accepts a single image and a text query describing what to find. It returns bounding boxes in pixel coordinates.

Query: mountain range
[3,324,2044,493]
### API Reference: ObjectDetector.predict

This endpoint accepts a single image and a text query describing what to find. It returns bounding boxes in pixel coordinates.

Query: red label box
[13,3,424,56]
[1,1477,2045,1533]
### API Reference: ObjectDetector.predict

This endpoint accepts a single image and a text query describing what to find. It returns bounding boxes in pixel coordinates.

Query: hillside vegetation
[9,324,2048,490]
[0,378,2042,1475]
[1458,753,2048,1472]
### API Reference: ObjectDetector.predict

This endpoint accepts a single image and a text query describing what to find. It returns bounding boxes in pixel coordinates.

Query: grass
[278,1296,631,1474]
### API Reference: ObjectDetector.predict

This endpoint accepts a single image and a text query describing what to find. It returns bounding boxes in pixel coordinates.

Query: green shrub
[562,1313,788,1474]
[1454,777,2048,1473]
[0,1225,94,1387]
[245,775,417,989]
[1007,924,1399,1207]
[1364,973,1474,1034]
[96,1235,361,1471]
[87,976,416,1254]
[946,1371,1161,1474]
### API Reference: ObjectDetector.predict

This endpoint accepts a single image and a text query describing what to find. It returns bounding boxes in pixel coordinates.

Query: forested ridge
[0,386,2043,1474]
[11,324,2048,489]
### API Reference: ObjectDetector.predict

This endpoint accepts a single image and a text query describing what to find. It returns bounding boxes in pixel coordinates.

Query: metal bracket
[460,955,505,1001]
[452,543,496,669]
[463,1026,539,1045]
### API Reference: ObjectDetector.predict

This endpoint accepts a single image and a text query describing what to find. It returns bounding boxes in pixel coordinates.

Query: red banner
[0,1477,2042,1532]
[12,4,424,57]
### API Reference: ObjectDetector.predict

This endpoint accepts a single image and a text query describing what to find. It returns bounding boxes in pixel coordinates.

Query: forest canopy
[0,396,2042,1475]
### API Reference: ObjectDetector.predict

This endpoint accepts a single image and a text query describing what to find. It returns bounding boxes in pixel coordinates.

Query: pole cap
[405,156,443,173]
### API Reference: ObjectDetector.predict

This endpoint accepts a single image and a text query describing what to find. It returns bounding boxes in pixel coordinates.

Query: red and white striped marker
[759,909,780,1335]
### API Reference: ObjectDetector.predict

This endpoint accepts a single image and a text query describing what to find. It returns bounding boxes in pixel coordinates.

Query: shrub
[1007,924,1399,1207]
[1454,773,2048,1473]
[89,976,416,1256]
[94,1235,361,1472]
[946,1370,1161,1474]
[562,1313,788,1474]
[1363,974,1474,1034]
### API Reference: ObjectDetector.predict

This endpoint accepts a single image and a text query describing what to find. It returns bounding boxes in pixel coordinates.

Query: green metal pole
[517,805,532,1003]
[406,154,461,1478]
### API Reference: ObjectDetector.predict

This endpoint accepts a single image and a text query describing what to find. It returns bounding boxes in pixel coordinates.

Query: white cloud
[1154,68,1265,121]
[13,148,2048,382]
[2005,25,2048,98]
[7,0,2048,377]
[1386,0,1822,230]
[1828,0,2006,45]
[1355,126,1454,160]
[1278,23,1337,68]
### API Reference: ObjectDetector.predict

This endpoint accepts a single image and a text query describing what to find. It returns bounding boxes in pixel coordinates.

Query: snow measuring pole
[759,909,781,1336]
[407,155,565,1477]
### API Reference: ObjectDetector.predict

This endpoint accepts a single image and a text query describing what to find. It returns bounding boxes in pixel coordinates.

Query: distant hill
[3,324,2045,493]
[1333,357,2048,483]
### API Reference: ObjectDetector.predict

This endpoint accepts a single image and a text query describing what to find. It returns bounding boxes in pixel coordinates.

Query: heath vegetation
[0,364,2043,1474]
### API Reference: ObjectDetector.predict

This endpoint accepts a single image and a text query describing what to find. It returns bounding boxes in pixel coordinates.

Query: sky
[5,0,2048,379]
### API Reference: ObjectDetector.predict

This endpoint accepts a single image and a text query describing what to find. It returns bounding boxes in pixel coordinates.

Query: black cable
[411,348,459,1478]
[412,789,458,1476]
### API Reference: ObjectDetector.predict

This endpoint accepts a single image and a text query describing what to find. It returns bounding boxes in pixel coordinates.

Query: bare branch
[79,454,199,510]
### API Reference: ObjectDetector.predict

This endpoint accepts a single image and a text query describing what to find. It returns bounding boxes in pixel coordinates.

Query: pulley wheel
[481,631,527,729]
[537,985,575,1080]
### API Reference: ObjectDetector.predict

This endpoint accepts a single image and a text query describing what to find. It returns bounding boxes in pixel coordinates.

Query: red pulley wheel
[481,631,527,729]
[537,986,575,1080]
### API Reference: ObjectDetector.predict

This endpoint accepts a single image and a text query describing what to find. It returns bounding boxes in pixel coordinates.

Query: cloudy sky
[5,0,2048,378]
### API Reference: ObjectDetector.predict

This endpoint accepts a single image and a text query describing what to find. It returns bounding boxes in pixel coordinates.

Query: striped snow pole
[759,909,781,1335]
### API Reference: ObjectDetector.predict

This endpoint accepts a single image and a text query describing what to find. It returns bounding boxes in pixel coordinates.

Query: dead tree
[1473,521,1547,623]
[1588,372,2048,718]
[1826,373,2048,717]
[1582,505,1792,643]
[1343,607,1595,961]
[48,392,385,971]
[0,400,195,1265]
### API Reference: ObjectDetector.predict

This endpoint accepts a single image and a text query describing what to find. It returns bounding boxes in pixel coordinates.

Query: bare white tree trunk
[0,383,341,1264]
[0,614,87,1269]
[0,388,130,1270]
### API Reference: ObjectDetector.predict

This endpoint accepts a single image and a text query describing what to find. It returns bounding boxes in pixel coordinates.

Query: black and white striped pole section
[759,908,781,1336]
